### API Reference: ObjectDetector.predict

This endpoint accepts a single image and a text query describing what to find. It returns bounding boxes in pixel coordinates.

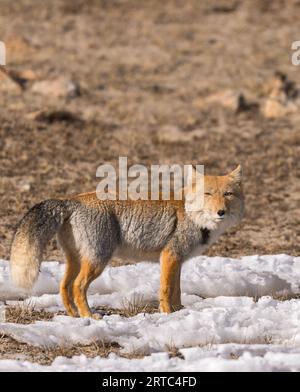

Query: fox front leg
[159,248,183,313]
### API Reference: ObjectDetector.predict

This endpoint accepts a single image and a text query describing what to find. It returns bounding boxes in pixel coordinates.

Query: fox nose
[217,209,226,217]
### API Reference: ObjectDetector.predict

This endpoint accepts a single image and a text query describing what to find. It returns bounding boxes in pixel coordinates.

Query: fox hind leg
[60,254,81,317]
[73,259,105,319]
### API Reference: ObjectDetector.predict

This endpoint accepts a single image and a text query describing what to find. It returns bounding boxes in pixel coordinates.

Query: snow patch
[0,254,300,371]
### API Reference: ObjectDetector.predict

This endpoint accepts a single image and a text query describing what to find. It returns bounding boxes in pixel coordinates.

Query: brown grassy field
[1,0,300,264]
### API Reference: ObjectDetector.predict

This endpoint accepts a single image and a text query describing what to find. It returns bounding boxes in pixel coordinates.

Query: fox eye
[224,191,233,197]
[204,192,212,196]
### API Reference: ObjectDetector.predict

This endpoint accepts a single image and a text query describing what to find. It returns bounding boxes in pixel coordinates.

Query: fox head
[185,165,245,231]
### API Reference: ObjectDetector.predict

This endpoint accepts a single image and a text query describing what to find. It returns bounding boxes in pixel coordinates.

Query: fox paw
[159,303,183,313]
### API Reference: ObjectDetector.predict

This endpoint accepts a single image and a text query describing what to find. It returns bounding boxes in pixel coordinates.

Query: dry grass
[5,304,58,324]
[0,334,128,366]
[0,330,278,366]
[250,292,300,303]
[163,334,275,361]
[5,298,159,326]
[0,333,149,366]
[229,352,241,360]
[271,293,300,302]
[165,342,184,359]
[223,335,274,346]
[121,294,157,317]
[93,300,158,319]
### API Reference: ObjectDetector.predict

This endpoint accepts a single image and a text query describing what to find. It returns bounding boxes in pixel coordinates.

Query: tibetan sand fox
[10,166,244,318]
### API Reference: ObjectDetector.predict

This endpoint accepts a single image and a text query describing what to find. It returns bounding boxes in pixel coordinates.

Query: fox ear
[229,165,242,183]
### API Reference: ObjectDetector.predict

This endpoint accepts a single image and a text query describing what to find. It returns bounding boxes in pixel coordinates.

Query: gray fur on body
[64,201,214,263]
[10,198,235,289]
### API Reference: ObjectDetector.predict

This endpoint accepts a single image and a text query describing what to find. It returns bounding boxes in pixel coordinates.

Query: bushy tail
[10,199,73,290]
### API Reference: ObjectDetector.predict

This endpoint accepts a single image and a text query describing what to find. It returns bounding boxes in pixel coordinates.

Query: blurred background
[0,0,299,261]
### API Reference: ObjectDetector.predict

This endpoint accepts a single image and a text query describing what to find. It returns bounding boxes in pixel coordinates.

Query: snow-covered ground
[1,254,300,372]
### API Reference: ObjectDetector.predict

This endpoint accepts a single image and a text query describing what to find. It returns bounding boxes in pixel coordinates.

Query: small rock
[0,67,22,93]
[157,125,205,144]
[25,110,44,121]
[17,180,31,192]
[17,69,38,81]
[195,89,253,112]
[9,69,38,88]
[262,72,299,118]
[25,109,83,124]
[31,77,80,98]
[262,99,297,119]
[81,105,101,121]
